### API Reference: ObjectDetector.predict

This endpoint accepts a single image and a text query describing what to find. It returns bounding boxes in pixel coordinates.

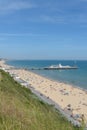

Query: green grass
[0,70,83,130]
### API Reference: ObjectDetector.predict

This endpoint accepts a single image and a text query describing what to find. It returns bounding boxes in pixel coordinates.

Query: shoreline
[0,60,87,126]
[29,69,87,93]
[6,60,87,92]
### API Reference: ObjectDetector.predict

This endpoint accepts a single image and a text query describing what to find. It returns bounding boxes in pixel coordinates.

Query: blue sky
[0,0,87,60]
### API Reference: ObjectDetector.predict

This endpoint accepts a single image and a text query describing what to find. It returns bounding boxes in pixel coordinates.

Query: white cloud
[0,33,47,37]
[0,0,37,13]
[40,15,65,24]
[26,13,87,25]
[25,0,87,24]
[0,0,87,25]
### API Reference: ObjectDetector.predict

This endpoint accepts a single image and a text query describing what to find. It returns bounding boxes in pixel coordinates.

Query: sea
[6,60,87,90]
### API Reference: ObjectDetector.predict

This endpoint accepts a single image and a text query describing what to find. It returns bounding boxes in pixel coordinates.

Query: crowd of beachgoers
[0,60,87,127]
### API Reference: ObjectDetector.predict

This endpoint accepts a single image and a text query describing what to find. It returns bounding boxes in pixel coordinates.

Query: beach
[0,60,87,125]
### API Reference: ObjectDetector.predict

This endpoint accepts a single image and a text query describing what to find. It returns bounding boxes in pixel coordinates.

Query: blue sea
[6,60,87,90]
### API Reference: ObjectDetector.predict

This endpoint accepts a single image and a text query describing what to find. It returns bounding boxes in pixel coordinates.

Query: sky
[0,0,87,60]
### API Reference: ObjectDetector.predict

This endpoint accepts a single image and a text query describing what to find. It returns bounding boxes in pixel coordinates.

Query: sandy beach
[0,60,87,125]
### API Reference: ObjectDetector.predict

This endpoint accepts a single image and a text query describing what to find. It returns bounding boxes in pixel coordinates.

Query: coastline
[29,69,87,94]
[0,60,87,126]
[6,60,87,90]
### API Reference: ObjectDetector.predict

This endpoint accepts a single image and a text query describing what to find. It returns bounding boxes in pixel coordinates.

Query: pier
[28,64,78,70]
[29,67,78,70]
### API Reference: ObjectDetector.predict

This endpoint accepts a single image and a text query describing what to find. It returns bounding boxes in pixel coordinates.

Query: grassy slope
[0,70,83,130]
